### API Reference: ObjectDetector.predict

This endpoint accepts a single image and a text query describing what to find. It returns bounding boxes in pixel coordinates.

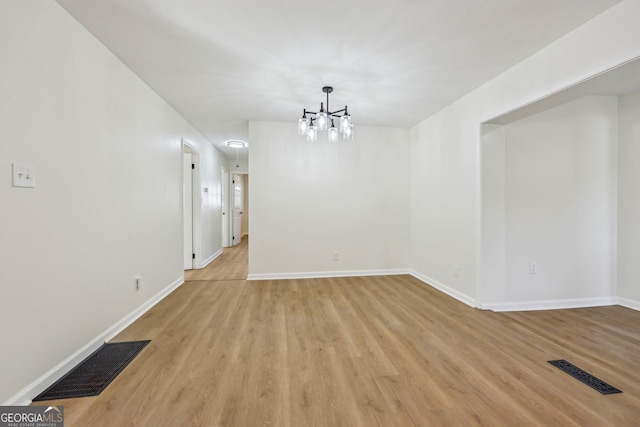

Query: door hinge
[192,163,195,170]
[192,253,196,259]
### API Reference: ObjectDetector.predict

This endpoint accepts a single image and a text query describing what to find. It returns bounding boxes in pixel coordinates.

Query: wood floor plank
[184,236,248,281]
[32,243,640,426]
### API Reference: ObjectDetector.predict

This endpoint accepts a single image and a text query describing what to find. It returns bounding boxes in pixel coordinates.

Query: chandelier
[297,86,354,142]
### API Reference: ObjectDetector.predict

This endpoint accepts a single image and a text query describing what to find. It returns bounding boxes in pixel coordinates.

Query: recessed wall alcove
[480,57,640,311]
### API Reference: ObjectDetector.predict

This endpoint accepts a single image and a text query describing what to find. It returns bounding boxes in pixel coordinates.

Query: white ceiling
[55,0,620,160]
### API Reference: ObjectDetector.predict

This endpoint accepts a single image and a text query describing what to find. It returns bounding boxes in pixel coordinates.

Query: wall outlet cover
[12,163,36,188]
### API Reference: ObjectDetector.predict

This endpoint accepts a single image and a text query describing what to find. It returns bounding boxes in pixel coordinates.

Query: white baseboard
[409,270,476,308]
[200,248,223,269]
[481,296,616,312]
[3,276,185,406]
[617,296,640,312]
[247,268,410,281]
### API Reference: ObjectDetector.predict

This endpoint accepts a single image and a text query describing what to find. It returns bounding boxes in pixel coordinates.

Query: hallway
[184,236,248,281]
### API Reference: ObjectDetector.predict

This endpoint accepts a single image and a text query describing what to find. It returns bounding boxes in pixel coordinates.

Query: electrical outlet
[135,276,143,291]
[333,251,340,261]
[12,163,36,188]
[453,264,459,277]
[529,262,537,275]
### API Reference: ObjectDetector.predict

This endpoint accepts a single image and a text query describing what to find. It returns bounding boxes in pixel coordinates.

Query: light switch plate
[12,163,36,188]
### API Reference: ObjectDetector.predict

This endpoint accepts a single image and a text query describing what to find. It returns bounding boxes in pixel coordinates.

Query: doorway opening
[185,168,248,281]
[231,173,248,247]
[478,56,640,310]
[222,171,248,248]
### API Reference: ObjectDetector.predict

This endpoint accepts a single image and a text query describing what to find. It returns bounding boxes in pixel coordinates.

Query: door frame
[182,139,201,269]
[229,172,248,247]
[221,168,229,247]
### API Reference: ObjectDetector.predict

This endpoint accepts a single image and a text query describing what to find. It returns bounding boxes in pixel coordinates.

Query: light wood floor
[184,236,248,281]
[33,242,640,426]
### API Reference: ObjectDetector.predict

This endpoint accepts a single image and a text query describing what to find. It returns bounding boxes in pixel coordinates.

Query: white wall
[411,0,640,306]
[227,157,248,173]
[410,104,479,303]
[248,121,410,278]
[0,0,224,404]
[499,96,617,306]
[618,90,640,306]
[480,124,506,304]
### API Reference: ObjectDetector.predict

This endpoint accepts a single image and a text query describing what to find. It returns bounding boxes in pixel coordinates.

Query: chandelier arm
[302,110,348,118]
[303,110,349,119]
[328,108,347,116]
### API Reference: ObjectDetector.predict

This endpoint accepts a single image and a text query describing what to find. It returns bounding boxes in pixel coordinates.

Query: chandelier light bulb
[317,103,328,131]
[317,113,327,131]
[328,122,339,142]
[344,123,354,140]
[340,113,351,134]
[298,117,308,135]
[307,124,317,141]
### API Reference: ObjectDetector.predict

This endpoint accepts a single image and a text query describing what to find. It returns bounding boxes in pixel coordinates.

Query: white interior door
[231,174,243,246]
[221,169,229,247]
[183,152,193,269]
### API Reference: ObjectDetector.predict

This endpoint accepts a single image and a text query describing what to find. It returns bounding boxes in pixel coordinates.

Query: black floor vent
[33,340,150,401]
[548,359,622,395]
